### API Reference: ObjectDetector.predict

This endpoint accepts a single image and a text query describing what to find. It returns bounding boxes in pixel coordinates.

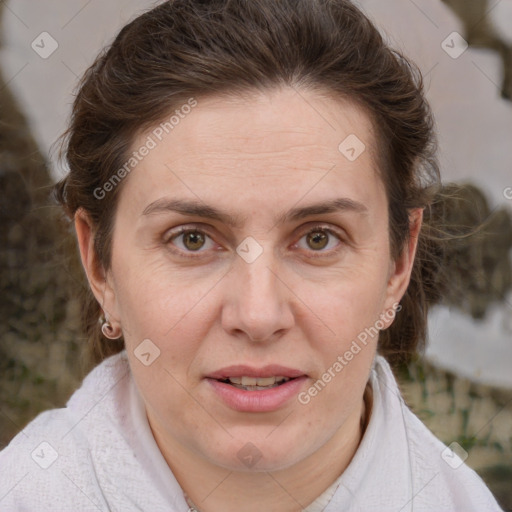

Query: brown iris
[183,231,206,251]
[306,230,329,250]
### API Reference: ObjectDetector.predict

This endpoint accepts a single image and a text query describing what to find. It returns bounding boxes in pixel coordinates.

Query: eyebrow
[142,197,368,228]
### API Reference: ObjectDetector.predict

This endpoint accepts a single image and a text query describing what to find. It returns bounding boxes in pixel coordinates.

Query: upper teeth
[227,376,290,386]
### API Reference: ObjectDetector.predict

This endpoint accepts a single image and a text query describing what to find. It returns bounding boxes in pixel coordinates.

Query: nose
[221,247,295,343]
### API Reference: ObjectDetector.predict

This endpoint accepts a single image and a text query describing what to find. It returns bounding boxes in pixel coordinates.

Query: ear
[74,208,119,322]
[381,207,423,324]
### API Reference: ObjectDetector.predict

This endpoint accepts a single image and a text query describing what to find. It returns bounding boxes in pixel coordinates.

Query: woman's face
[89,87,417,472]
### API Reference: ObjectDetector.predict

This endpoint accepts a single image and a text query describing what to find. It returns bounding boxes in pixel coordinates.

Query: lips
[206,364,306,380]
[205,365,308,412]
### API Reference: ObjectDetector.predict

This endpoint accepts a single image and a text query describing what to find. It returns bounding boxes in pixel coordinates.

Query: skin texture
[76,87,422,512]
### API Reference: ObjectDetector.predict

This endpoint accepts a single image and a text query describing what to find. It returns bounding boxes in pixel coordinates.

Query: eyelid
[296,222,345,238]
[163,223,217,243]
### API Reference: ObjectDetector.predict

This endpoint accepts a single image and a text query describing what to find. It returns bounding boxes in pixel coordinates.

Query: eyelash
[164,224,345,260]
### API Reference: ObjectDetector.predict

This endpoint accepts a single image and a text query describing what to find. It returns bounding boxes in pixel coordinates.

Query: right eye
[164,225,220,258]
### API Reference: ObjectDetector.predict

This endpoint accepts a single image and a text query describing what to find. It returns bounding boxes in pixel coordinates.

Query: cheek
[295,259,389,402]
[296,275,383,420]
[114,264,215,429]
[112,253,215,365]
[303,262,390,344]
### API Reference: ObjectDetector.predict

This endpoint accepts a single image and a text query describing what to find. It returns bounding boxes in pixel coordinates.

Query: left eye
[295,227,342,253]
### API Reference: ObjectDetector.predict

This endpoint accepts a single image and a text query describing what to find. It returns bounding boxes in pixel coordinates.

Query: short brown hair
[54,0,441,365]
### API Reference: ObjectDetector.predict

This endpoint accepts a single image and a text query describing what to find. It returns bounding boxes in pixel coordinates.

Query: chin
[200,427,318,473]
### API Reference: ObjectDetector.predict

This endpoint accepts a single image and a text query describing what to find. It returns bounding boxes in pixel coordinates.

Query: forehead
[122,87,386,219]
[150,88,378,162]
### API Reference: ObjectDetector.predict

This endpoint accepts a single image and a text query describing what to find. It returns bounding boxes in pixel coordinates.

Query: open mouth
[215,376,294,391]
[206,368,308,411]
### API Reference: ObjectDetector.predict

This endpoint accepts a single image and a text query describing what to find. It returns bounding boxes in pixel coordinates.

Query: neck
[151,384,371,512]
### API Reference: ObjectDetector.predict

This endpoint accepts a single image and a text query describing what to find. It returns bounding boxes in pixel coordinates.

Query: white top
[0,351,503,511]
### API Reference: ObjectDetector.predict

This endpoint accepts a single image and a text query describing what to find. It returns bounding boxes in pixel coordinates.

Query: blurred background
[0,0,511,509]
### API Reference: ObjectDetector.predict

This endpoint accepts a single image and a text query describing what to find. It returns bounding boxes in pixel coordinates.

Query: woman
[0,0,503,510]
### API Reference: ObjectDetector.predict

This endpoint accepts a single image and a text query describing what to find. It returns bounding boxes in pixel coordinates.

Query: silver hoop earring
[100,315,122,340]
